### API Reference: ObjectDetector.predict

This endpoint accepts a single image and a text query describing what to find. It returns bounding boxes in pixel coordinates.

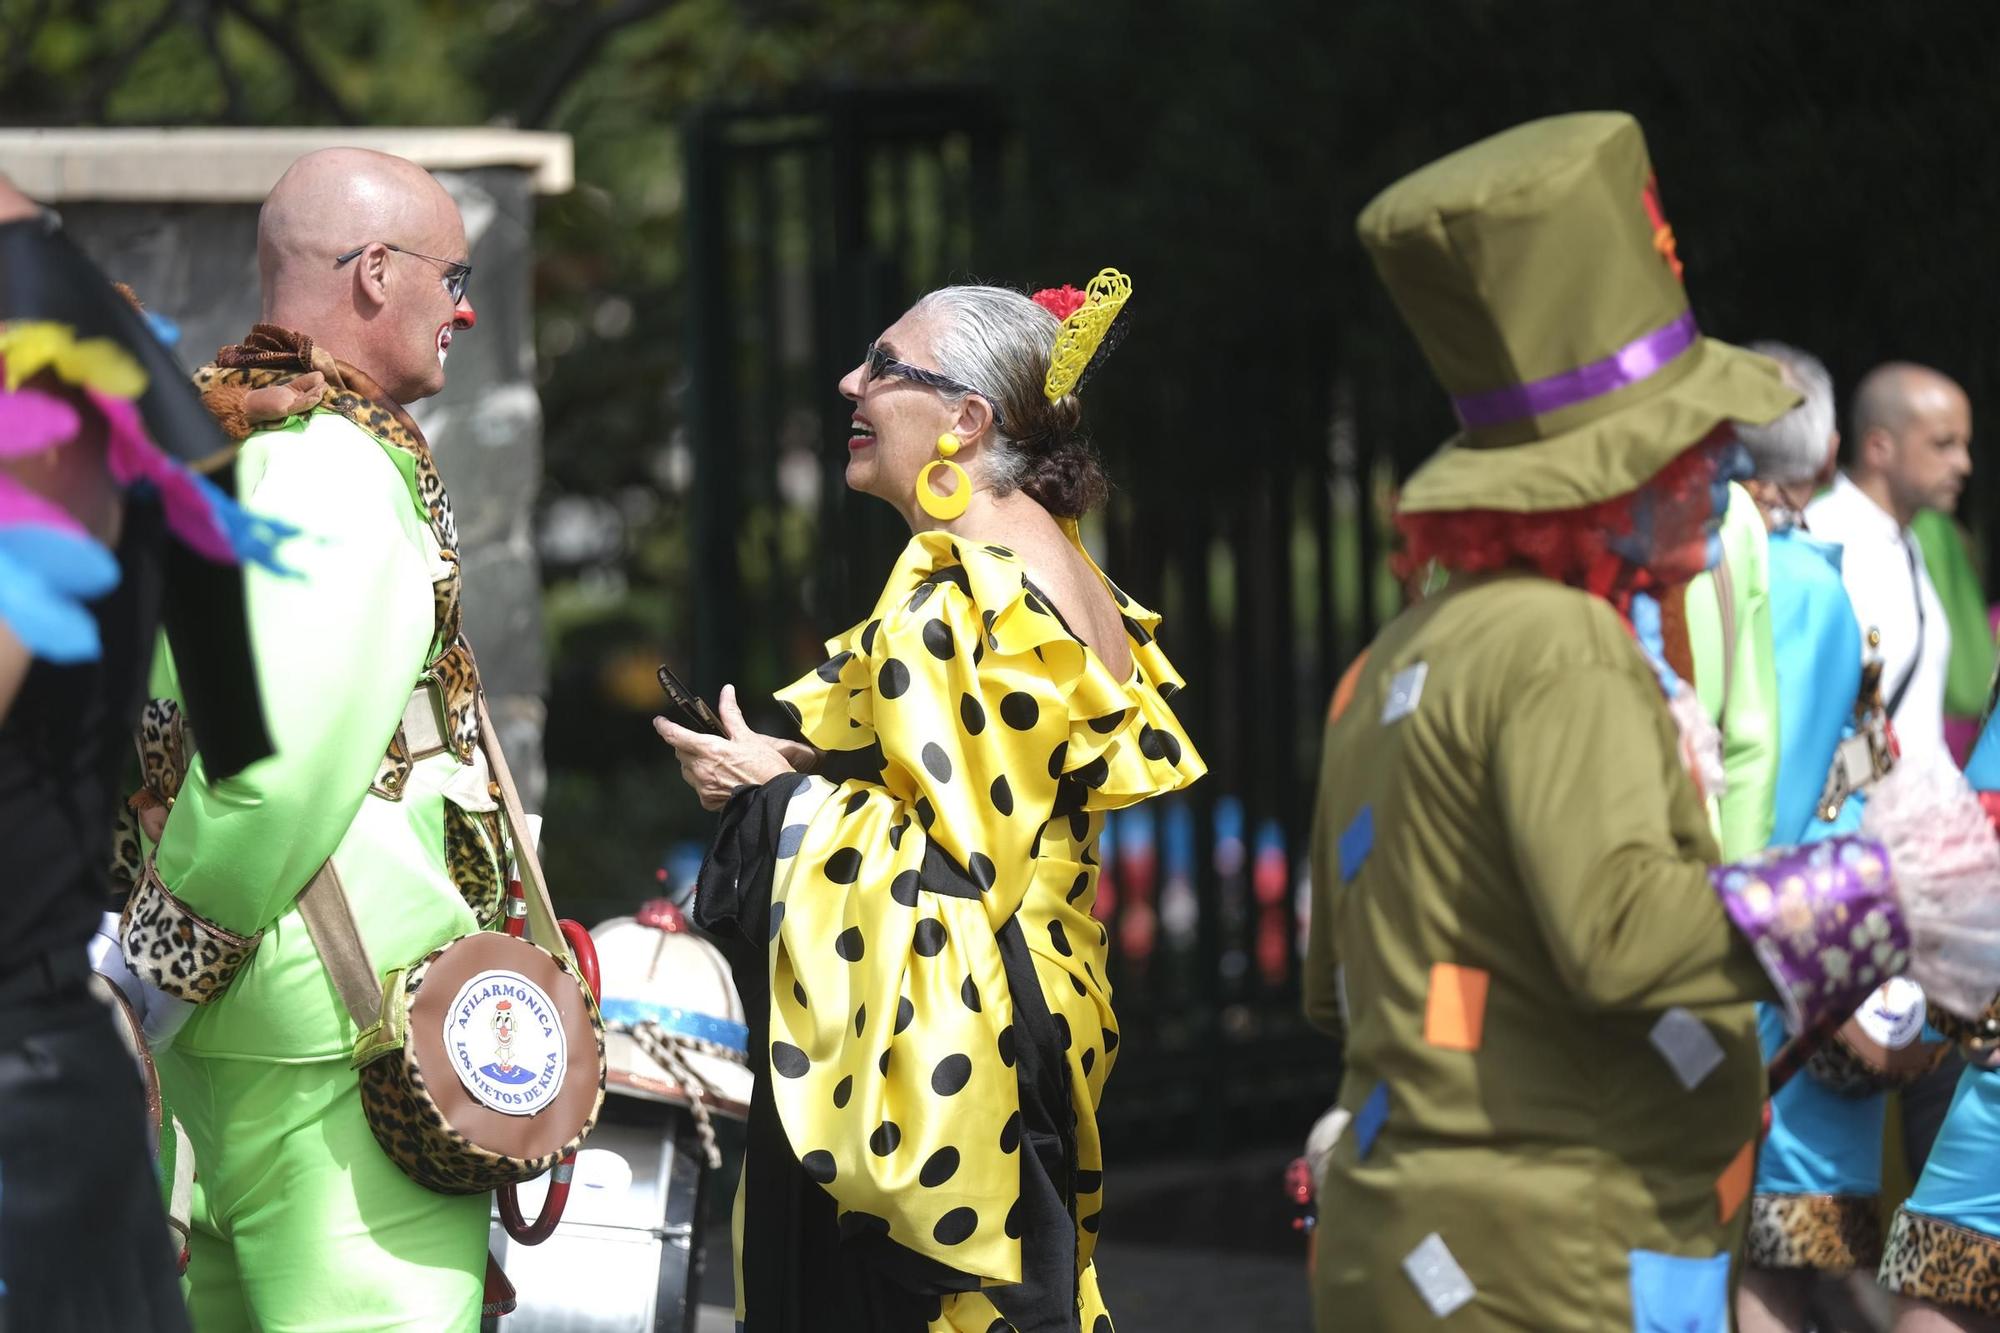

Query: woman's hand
[653,684,810,811]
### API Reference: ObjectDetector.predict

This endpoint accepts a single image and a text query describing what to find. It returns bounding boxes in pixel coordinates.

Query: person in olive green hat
[1305,112,2000,1333]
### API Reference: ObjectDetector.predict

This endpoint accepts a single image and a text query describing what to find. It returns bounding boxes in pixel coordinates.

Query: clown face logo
[446,970,568,1116]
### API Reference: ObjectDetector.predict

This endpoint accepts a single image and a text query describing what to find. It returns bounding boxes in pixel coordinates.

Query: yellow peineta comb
[1041,268,1131,403]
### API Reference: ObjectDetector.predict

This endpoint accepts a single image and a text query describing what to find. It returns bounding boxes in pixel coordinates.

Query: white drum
[592,900,751,1124]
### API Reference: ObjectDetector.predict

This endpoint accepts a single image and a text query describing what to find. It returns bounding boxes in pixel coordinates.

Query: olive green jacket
[1305,573,1774,1331]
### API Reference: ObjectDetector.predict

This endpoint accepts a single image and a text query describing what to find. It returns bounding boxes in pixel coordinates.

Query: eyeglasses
[863,343,1004,429]
[333,242,472,304]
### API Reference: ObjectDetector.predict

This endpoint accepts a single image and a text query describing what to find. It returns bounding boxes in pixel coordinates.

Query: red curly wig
[1393,428,1730,613]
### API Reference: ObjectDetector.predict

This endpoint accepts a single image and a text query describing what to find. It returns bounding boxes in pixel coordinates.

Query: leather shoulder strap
[298,860,382,1029]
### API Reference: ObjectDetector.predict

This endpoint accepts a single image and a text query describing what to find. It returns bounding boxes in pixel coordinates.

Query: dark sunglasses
[863,343,1005,429]
[333,242,472,304]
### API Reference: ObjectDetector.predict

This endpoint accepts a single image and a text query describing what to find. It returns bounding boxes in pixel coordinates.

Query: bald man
[121,149,495,1330]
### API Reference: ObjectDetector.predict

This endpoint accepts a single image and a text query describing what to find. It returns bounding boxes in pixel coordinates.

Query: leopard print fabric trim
[109,699,199,904]
[371,727,414,802]
[1805,1028,1949,1095]
[426,638,479,764]
[1748,1192,1883,1271]
[120,863,260,1003]
[444,804,506,929]
[1880,1208,2000,1316]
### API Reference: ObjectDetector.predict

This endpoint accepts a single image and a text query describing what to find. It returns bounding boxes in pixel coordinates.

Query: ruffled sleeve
[754,531,1201,1286]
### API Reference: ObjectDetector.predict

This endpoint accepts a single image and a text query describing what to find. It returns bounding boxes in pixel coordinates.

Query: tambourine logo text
[446,970,569,1116]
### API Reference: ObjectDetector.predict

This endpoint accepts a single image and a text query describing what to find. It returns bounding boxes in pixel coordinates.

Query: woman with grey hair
[655,276,1205,1330]
[1737,341,1940,1333]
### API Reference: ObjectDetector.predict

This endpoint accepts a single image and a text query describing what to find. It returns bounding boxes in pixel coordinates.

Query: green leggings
[158,1049,487,1332]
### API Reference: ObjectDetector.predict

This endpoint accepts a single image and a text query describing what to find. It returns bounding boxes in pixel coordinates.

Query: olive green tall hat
[1359,111,1798,514]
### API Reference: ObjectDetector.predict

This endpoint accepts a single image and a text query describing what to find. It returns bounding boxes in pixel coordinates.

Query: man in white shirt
[1805,361,1973,1194]
[1805,362,1972,775]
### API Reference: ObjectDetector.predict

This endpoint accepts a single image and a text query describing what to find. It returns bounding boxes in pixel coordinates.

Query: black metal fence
[682,87,1403,1154]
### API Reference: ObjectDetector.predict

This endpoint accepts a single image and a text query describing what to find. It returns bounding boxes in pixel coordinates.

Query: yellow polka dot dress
[708,524,1203,1332]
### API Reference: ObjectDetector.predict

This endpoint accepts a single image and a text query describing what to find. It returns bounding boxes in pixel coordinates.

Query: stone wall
[0,131,569,803]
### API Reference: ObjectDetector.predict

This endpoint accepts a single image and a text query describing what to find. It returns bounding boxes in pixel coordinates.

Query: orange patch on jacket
[1329,651,1369,725]
[1423,963,1489,1052]
[1715,1141,1755,1223]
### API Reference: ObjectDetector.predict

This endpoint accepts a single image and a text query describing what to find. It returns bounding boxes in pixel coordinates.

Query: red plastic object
[494,876,603,1246]
[636,896,689,933]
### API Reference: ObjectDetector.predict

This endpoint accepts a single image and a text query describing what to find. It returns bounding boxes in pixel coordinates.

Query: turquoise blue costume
[1879,713,2000,1310]
[1747,528,1889,1271]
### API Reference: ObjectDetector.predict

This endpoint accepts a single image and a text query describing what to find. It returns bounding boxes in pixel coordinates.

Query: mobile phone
[656,664,726,736]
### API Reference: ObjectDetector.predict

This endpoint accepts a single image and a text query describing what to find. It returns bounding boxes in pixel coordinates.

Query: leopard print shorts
[1880,1208,2000,1317]
[1747,1192,1882,1271]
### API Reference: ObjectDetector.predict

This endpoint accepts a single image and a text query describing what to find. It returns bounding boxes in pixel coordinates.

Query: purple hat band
[1451,309,1700,430]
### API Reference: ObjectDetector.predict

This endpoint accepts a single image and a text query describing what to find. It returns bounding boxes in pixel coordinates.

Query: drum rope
[630,1022,745,1169]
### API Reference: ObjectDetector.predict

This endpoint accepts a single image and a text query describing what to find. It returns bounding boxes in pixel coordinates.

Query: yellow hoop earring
[917,433,971,521]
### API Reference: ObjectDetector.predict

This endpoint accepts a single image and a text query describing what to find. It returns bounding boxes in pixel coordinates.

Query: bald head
[1847,361,1972,524]
[258,148,474,405]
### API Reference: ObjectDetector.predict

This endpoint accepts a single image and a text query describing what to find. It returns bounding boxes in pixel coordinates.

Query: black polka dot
[1121,614,1153,645]
[879,1048,892,1075]
[913,918,947,956]
[800,1150,837,1184]
[860,619,881,654]
[960,693,987,734]
[999,1110,1022,1153]
[931,1054,972,1096]
[1076,755,1110,788]
[922,618,955,660]
[869,1121,901,1155]
[1069,811,1090,840]
[1027,591,1052,616]
[792,980,809,1008]
[1138,724,1182,765]
[1004,1198,1025,1238]
[1048,919,1073,956]
[998,1025,1017,1066]
[919,1147,961,1187]
[826,847,863,884]
[890,870,921,907]
[889,819,908,850]
[853,1004,866,1036]
[982,608,999,636]
[1076,1169,1103,1193]
[984,544,1014,558]
[1081,1212,1102,1234]
[1089,711,1124,734]
[1082,1047,1096,1076]
[960,975,981,1012]
[1160,680,1180,698]
[771,1042,810,1078]
[1053,1014,1072,1049]
[1047,742,1069,778]
[835,927,865,961]
[973,637,986,665]
[816,651,854,683]
[969,852,997,892]
[933,1207,978,1245]
[1000,692,1040,730]
[921,742,953,782]
[989,775,1014,816]
[987,1321,1016,1333]
[879,659,912,699]
[896,996,915,1034]
[1067,871,1090,903]
[781,699,803,726]
[832,1074,854,1109]
[840,1210,889,1241]
[907,581,937,613]
[768,901,786,939]
[1069,972,1087,996]
[915,796,937,829]
[843,789,869,818]
[1103,1027,1119,1051]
